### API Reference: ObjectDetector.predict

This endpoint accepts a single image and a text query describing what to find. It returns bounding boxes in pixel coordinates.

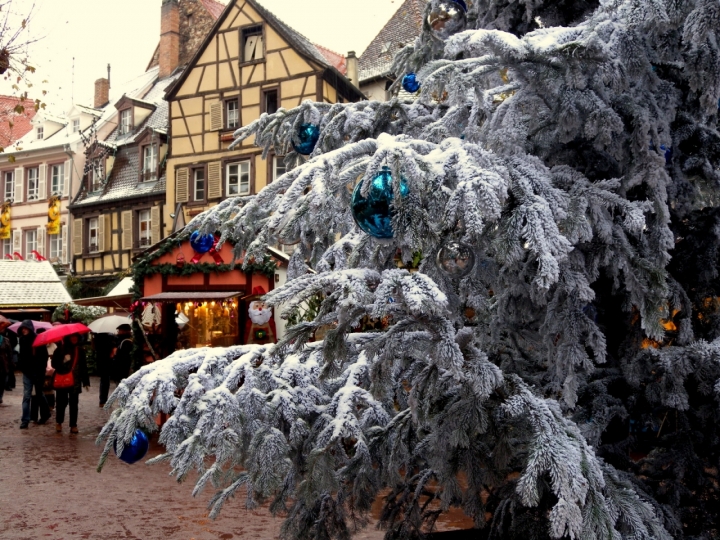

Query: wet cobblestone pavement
[0,375,386,540]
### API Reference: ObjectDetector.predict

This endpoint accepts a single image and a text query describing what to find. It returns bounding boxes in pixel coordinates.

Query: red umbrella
[32,323,90,347]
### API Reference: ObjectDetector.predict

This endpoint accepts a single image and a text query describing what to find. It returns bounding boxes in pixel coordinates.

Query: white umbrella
[88,314,132,334]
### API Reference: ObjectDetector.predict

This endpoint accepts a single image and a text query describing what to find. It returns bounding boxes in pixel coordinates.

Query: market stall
[133,233,284,357]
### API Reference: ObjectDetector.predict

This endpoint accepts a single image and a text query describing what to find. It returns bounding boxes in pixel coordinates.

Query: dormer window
[119,109,132,135]
[142,144,158,182]
[91,159,104,190]
[242,25,264,62]
[36,126,44,140]
[72,119,80,133]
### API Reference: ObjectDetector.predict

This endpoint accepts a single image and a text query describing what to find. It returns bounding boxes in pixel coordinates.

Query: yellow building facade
[164,0,363,233]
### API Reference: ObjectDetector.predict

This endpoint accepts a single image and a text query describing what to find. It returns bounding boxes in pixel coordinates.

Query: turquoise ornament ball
[351,166,409,240]
[292,123,320,155]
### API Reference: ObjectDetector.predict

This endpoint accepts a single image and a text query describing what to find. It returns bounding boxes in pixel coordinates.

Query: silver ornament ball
[428,1,467,40]
[436,241,475,278]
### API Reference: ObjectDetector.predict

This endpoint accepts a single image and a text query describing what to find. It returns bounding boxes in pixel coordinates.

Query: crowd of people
[0,317,133,433]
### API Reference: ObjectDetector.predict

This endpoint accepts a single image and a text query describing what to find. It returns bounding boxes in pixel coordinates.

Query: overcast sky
[1,0,403,112]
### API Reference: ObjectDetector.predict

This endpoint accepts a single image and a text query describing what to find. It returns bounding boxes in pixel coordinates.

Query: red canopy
[33,323,90,347]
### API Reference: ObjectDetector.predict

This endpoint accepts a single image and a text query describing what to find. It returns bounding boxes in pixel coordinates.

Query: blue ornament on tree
[292,123,320,155]
[190,230,215,254]
[114,429,149,464]
[402,73,421,93]
[351,166,409,240]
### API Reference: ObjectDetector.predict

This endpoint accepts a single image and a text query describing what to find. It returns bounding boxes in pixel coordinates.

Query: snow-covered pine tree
[98,0,720,538]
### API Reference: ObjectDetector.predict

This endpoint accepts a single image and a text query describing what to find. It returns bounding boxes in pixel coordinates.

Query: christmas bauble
[351,167,409,240]
[292,123,320,155]
[190,231,215,254]
[436,241,475,278]
[402,73,421,93]
[428,1,467,40]
[114,429,149,464]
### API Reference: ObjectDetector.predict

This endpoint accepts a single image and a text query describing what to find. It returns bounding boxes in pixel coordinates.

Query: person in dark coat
[112,324,133,383]
[51,333,90,434]
[17,320,51,429]
[0,317,12,405]
[93,332,115,407]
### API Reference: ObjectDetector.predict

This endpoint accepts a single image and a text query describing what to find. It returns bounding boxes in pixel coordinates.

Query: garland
[52,302,107,325]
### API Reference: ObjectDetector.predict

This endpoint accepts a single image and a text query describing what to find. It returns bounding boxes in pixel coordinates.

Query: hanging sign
[0,202,10,240]
[47,196,61,235]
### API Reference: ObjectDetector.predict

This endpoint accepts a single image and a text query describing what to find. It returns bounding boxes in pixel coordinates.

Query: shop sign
[47,196,61,235]
[0,202,10,240]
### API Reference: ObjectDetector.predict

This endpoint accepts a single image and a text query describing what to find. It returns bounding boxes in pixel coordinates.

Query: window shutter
[12,229,21,252]
[36,227,45,258]
[72,218,83,256]
[151,206,161,246]
[121,210,133,250]
[175,167,189,203]
[61,224,68,264]
[210,102,223,131]
[97,215,106,252]
[38,164,47,199]
[63,160,71,197]
[208,162,222,199]
[14,167,23,203]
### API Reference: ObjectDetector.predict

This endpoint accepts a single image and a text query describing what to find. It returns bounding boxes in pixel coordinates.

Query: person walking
[51,333,90,434]
[93,332,115,407]
[112,324,133,383]
[17,321,51,429]
[0,317,12,405]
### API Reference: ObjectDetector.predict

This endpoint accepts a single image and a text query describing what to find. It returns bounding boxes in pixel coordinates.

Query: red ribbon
[32,250,47,262]
[13,251,24,261]
[190,234,224,266]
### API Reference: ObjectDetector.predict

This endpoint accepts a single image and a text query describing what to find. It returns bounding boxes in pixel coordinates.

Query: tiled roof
[0,95,37,148]
[358,0,426,83]
[72,72,178,209]
[0,261,72,307]
[314,44,347,75]
[200,0,226,19]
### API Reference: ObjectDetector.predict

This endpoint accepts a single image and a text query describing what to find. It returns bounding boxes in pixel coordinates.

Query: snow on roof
[106,277,134,297]
[0,261,71,308]
[358,0,426,83]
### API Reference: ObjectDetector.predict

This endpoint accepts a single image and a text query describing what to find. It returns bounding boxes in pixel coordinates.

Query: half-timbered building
[163,0,363,233]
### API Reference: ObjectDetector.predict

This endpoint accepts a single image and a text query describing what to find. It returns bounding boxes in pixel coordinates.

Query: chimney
[94,78,110,108]
[346,51,359,88]
[159,0,180,79]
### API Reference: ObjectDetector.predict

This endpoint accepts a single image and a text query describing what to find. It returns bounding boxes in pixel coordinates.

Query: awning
[141,292,243,302]
[73,294,133,309]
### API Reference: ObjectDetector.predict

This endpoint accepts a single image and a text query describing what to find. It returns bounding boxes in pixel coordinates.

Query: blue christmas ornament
[292,123,320,155]
[190,230,215,254]
[114,429,149,464]
[351,166,409,240]
[402,73,421,93]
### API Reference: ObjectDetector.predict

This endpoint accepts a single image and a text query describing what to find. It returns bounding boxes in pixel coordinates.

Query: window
[193,168,205,202]
[263,89,278,115]
[25,229,37,259]
[226,100,239,129]
[138,209,152,247]
[119,109,132,134]
[142,144,158,181]
[49,231,63,261]
[242,25,264,62]
[3,171,13,201]
[36,127,44,140]
[27,168,39,201]
[72,119,80,133]
[51,164,64,195]
[226,162,250,196]
[272,155,286,183]
[1,238,11,259]
[88,217,99,253]
[92,159,104,190]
